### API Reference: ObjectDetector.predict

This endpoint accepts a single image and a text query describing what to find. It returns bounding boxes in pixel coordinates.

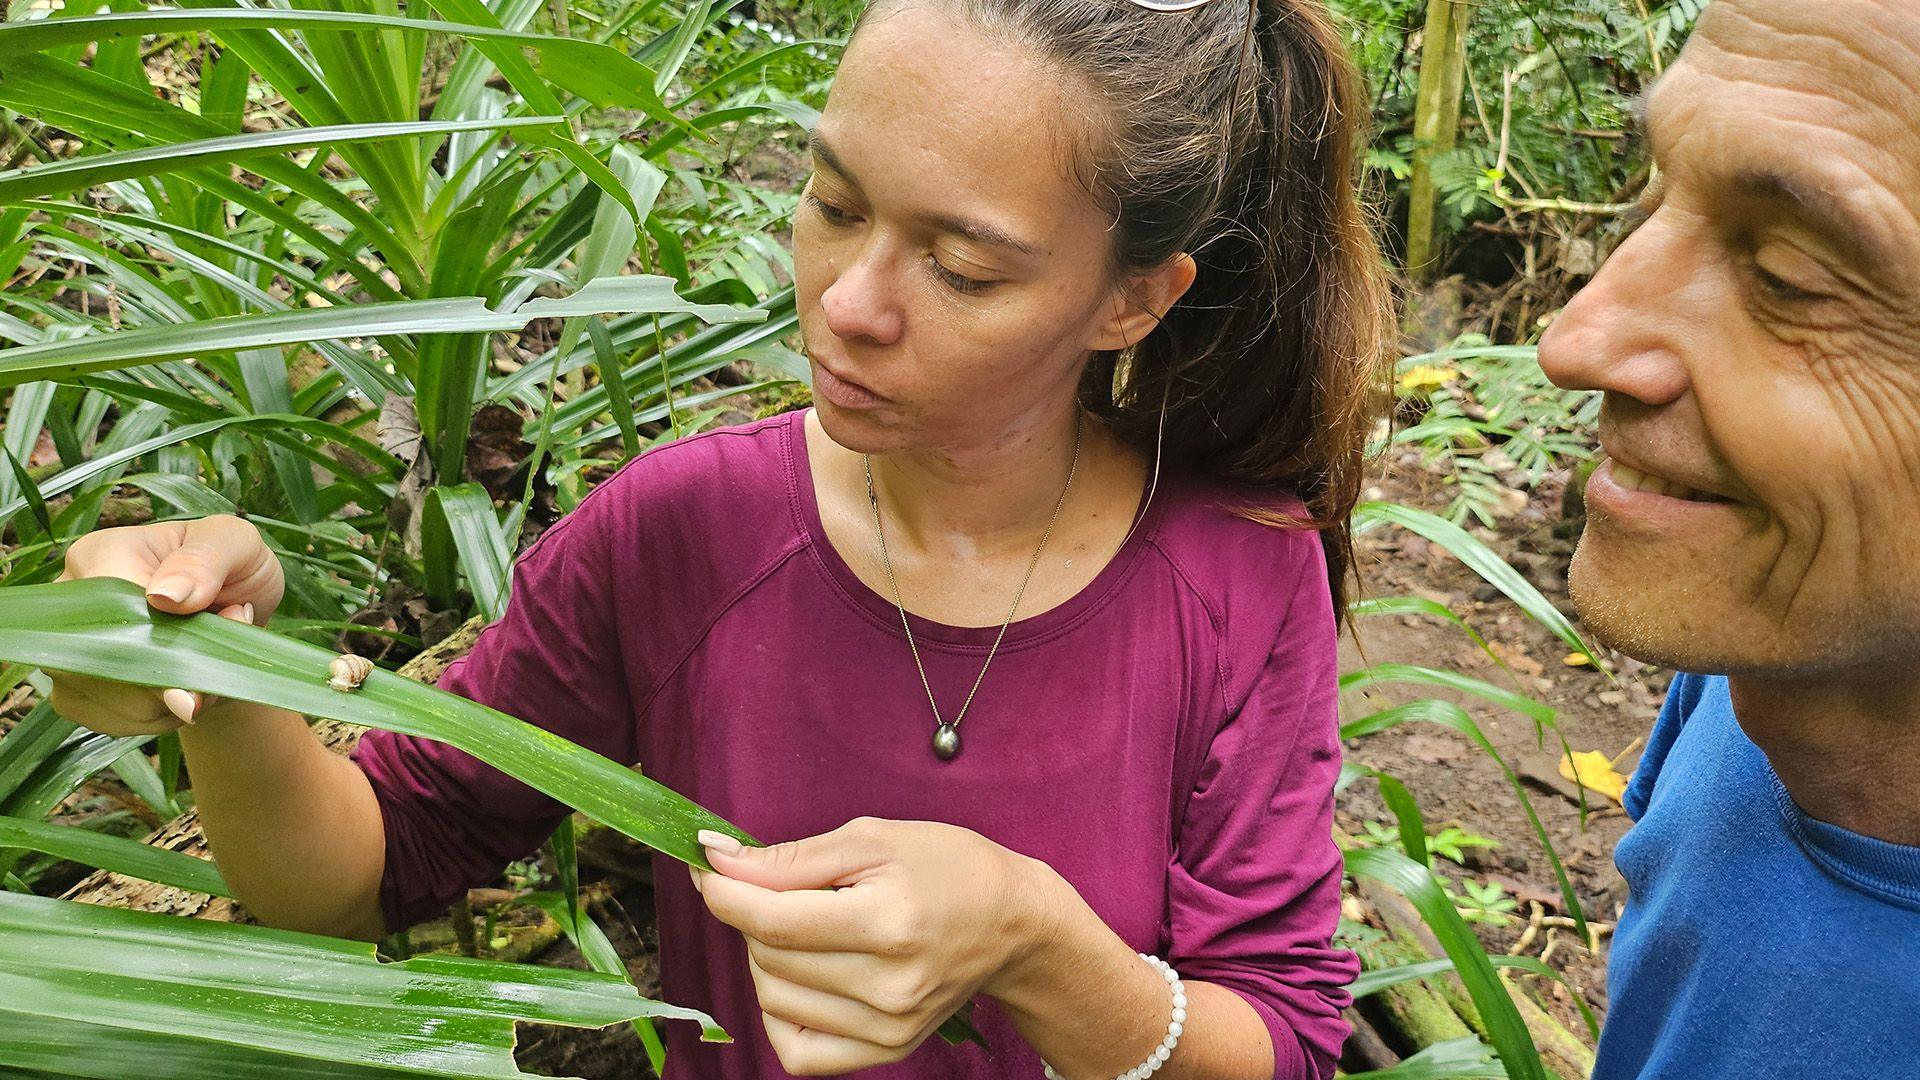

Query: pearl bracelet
[1041,953,1187,1080]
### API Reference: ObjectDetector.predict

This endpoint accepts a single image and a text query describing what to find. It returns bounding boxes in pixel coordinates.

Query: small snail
[328,654,374,693]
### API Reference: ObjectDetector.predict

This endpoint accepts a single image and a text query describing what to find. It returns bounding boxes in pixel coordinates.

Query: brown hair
[855,0,1391,617]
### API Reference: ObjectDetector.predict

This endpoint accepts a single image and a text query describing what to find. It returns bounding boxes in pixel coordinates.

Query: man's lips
[1598,447,1736,504]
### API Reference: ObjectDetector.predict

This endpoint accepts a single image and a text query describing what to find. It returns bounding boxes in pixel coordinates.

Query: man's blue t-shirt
[1594,673,1920,1079]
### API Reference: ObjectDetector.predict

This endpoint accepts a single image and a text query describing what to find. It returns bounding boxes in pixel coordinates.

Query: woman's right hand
[49,514,285,735]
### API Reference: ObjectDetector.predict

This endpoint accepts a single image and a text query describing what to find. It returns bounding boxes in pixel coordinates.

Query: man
[1536,0,1920,1076]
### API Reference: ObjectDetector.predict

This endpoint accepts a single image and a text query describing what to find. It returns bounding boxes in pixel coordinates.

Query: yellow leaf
[1398,364,1453,393]
[1561,652,1592,668]
[1559,750,1630,804]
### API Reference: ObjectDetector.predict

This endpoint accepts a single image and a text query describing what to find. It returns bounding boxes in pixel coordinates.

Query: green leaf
[0,578,751,870]
[0,380,54,511]
[652,0,715,94]
[0,890,715,1078]
[1349,595,1502,669]
[0,445,51,547]
[523,887,686,1062]
[1353,502,1603,669]
[422,483,513,622]
[0,701,75,805]
[110,744,180,819]
[1341,697,1590,943]
[0,816,229,898]
[1348,763,1429,866]
[0,580,987,1050]
[0,414,397,529]
[1342,663,1555,727]
[587,317,643,460]
[0,117,566,205]
[0,8,696,141]
[1345,848,1547,1080]
[0,277,763,388]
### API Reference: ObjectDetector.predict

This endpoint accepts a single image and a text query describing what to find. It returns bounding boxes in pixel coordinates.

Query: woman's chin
[810,396,900,455]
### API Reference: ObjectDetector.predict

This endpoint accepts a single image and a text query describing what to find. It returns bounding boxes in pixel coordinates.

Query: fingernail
[147,577,191,604]
[698,829,743,857]
[161,688,197,725]
[689,866,706,894]
[241,602,255,625]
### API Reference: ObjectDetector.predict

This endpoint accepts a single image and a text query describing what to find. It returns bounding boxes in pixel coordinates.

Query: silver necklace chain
[864,412,1083,760]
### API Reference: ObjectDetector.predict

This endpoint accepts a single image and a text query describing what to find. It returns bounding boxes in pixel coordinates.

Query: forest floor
[1336,444,1665,1043]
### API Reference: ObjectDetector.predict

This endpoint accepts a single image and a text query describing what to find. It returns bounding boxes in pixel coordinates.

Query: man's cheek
[1801,343,1920,498]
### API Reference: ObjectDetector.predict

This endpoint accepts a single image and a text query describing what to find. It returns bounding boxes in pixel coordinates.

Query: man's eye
[929,257,992,295]
[1750,246,1833,303]
[1752,264,1822,302]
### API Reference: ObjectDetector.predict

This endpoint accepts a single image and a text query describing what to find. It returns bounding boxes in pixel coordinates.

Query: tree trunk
[1406,0,1474,280]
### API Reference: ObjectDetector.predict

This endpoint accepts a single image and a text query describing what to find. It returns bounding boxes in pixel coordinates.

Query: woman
[49,0,1389,1076]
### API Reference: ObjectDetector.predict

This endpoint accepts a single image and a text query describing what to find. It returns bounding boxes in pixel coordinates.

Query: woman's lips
[813,359,885,409]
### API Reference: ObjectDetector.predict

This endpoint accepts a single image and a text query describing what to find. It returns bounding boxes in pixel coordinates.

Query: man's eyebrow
[806,128,1045,259]
[1731,168,1895,265]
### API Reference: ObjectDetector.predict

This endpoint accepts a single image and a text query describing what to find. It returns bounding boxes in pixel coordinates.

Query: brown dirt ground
[1338,447,1670,1039]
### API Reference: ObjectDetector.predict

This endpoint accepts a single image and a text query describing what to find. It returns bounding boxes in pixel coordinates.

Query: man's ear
[1086,252,1197,352]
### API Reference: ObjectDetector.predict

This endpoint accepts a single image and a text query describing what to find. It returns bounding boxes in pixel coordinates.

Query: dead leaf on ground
[1488,640,1544,678]
[1559,749,1630,805]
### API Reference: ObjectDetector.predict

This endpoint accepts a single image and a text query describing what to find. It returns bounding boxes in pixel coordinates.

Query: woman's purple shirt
[353,410,1357,1078]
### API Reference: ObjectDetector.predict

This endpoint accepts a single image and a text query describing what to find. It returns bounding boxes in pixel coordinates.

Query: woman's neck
[863,405,1097,559]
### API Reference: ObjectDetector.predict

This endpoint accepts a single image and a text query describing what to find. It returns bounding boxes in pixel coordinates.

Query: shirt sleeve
[1165,533,1358,1080]
[350,491,638,934]
[1621,671,1705,822]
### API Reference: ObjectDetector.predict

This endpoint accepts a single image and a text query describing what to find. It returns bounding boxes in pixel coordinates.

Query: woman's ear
[1086,252,1197,352]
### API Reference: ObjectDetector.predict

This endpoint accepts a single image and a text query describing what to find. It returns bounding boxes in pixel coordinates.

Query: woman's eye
[929,257,992,295]
[804,191,857,226]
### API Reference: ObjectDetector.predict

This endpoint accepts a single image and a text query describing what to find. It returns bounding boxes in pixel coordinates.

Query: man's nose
[1538,217,1691,408]
[820,240,905,347]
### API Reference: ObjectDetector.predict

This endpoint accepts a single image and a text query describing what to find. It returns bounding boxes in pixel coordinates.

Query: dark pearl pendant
[931,723,962,761]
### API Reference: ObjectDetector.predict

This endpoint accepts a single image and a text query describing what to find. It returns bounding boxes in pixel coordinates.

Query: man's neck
[1728,669,1920,847]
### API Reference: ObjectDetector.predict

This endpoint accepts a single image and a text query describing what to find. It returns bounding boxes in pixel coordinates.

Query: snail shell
[328,654,374,693]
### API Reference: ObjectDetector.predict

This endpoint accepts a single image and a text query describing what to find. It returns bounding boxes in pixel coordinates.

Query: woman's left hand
[692,816,1059,1075]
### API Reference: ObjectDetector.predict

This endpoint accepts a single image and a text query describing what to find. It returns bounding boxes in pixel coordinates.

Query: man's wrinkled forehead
[1653,0,1920,159]
[1644,0,1920,271]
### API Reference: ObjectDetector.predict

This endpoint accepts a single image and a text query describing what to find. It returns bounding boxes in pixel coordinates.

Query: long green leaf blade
[0,578,752,869]
[0,816,231,897]
[0,890,716,1077]
[0,118,564,205]
[0,277,763,388]
[1352,501,1603,669]
[1345,847,1547,1080]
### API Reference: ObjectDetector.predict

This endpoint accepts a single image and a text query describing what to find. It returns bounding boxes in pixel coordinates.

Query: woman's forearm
[178,698,389,941]
[988,861,1276,1080]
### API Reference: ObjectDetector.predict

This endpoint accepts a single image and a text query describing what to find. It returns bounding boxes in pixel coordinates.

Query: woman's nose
[1538,216,1691,408]
[820,243,906,346]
